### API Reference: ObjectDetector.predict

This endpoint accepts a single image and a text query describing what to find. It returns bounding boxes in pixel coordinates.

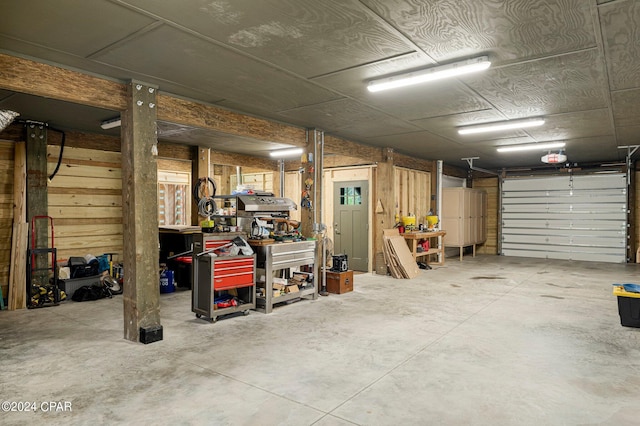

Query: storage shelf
[256,286,315,306]
[403,230,446,266]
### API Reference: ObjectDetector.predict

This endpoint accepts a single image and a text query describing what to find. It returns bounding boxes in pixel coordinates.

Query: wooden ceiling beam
[210,148,278,170]
[0,53,127,111]
[156,94,306,146]
[323,134,383,163]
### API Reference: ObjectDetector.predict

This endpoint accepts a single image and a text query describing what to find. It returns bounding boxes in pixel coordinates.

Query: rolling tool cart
[27,215,60,308]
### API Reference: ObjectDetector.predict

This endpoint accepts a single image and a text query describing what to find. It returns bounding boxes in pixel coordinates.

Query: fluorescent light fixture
[100,117,121,130]
[497,142,565,153]
[458,118,545,135]
[367,56,491,93]
[269,148,303,158]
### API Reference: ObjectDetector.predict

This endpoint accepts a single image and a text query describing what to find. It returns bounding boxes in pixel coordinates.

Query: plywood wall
[47,146,123,262]
[0,141,14,298]
[473,177,499,255]
[394,167,431,226]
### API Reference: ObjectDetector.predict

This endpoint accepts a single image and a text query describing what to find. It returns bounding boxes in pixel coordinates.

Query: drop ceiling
[1,0,639,170]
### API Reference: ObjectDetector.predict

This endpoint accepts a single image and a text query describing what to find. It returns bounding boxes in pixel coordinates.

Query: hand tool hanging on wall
[193,177,217,230]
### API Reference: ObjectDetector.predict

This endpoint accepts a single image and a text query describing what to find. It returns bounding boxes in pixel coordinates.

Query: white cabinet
[441,188,487,260]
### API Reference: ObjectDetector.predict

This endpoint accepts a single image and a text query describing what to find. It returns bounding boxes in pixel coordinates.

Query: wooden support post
[191,146,211,226]
[374,148,395,272]
[26,123,49,291]
[300,130,317,238]
[9,142,27,310]
[220,165,232,195]
[121,80,161,343]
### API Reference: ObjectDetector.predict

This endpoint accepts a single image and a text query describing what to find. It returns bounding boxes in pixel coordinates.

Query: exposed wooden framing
[443,164,468,179]
[321,155,374,169]
[373,148,395,271]
[26,123,49,287]
[48,130,120,152]
[0,53,127,111]
[0,123,24,142]
[157,94,306,146]
[394,153,434,173]
[300,130,323,237]
[323,134,383,163]
[473,177,499,255]
[158,142,191,161]
[210,149,278,170]
[121,81,161,343]
[9,142,27,310]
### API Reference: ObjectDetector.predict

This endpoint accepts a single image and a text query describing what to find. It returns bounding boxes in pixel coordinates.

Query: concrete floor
[1,255,639,425]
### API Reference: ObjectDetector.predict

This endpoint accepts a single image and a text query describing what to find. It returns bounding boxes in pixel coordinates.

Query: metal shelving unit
[252,240,317,314]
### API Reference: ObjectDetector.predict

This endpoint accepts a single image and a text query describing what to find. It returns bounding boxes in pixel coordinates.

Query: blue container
[160,269,175,293]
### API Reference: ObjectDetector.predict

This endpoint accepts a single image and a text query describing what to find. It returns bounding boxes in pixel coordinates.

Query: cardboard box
[273,277,288,286]
[325,270,353,294]
[285,284,299,293]
[293,271,313,282]
[273,290,281,298]
[273,283,286,291]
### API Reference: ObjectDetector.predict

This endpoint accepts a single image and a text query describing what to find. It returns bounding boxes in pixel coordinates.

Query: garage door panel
[503,211,626,221]
[503,228,625,239]
[502,233,624,247]
[501,173,627,263]
[503,177,567,191]
[502,218,626,230]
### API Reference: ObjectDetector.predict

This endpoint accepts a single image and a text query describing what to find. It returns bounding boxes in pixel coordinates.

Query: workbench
[402,230,446,266]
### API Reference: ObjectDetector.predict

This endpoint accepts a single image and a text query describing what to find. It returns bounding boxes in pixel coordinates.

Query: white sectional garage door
[501,174,627,263]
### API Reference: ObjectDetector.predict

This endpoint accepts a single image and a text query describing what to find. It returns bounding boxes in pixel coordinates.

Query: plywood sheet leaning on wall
[47,146,123,262]
[382,228,420,279]
[0,141,15,303]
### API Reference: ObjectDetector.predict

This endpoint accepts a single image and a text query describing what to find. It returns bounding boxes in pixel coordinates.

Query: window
[340,186,362,205]
[158,171,191,226]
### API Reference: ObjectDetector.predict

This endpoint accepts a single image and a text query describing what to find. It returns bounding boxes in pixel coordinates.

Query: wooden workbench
[402,230,446,266]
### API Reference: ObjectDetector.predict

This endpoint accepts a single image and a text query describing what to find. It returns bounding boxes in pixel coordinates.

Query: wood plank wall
[47,146,123,262]
[394,167,431,226]
[473,177,499,255]
[0,141,14,298]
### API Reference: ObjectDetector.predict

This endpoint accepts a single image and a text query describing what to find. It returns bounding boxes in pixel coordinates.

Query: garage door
[501,173,627,263]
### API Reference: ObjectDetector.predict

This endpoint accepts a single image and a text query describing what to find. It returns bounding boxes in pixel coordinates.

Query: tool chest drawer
[193,253,256,322]
[214,271,255,290]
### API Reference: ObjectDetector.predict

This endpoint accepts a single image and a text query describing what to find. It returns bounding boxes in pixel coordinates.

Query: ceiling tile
[93,24,339,112]
[0,0,155,57]
[461,49,608,118]
[157,121,290,157]
[612,89,640,127]
[120,0,414,77]
[563,135,621,164]
[412,109,516,140]
[526,109,613,140]
[314,55,493,121]
[616,125,640,147]
[600,0,640,90]
[361,0,595,63]
[277,98,421,138]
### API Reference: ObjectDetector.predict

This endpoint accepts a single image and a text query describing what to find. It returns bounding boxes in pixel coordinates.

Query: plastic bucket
[160,269,175,293]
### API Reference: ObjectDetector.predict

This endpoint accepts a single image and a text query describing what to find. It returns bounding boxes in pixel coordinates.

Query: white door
[501,174,627,263]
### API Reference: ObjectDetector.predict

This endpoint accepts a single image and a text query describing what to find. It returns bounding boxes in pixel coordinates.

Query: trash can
[160,268,175,293]
[613,285,640,328]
